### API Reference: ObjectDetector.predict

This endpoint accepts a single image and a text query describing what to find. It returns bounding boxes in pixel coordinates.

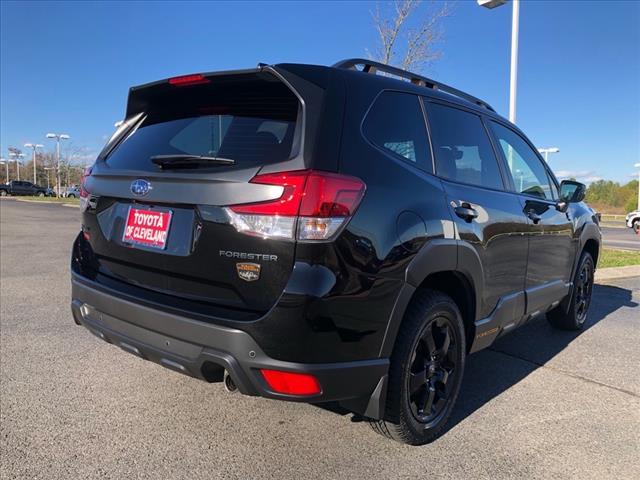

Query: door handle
[526,209,541,224]
[454,205,478,222]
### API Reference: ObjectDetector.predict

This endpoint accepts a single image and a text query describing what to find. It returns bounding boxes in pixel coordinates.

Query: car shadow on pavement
[314,283,636,427]
[446,283,637,432]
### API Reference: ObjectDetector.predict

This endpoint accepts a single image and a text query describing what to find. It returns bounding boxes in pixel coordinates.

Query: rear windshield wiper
[151,154,235,169]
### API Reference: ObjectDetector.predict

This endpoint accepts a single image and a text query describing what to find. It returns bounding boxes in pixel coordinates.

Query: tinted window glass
[363,92,432,172]
[548,173,559,199]
[490,122,553,200]
[426,102,503,190]
[106,79,299,171]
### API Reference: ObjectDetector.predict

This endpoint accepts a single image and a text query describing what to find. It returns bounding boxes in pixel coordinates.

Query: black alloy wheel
[548,251,595,330]
[574,258,593,325]
[407,316,459,426]
[369,289,465,445]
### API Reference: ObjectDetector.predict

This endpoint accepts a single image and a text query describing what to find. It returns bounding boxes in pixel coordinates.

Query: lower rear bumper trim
[71,276,389,406]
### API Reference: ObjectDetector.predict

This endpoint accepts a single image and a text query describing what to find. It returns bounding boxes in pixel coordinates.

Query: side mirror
[558,180,586,211]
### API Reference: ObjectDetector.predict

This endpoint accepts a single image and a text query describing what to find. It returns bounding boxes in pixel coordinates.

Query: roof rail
[333,58,495,112]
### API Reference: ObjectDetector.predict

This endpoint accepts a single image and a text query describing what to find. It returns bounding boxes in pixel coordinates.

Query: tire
[68,194,75,198]
[37,191,45,197]
[0,190,6,197]
[547,251,595,330]
[633,220,640,234]
[369,289,466,445]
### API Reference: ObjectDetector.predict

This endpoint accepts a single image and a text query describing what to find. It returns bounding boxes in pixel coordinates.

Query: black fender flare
[378,239,484,357]
[571,222,601,277]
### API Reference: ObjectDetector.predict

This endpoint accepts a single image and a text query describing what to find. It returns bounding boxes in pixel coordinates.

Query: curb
[16,199,54,204]
[13,198,80,207]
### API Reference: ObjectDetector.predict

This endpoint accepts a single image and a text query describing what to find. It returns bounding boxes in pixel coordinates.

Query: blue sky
[1,0,639,183]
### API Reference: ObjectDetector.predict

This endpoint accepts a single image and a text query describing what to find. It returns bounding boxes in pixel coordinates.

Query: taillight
[79,166,92,212]
[260,369,321,396]
[168,74,210,87]
[225,170,365,241]
[79,166,92,198]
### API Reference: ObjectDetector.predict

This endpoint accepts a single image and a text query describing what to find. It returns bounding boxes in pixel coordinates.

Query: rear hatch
[81,69,312,315]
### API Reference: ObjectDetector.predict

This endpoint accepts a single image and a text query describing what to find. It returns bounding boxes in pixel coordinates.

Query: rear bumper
[71,274,388,412]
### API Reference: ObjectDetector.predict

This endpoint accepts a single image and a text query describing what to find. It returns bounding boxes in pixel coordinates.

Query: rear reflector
[225,170,365,241]
[168,74,210,87]
[260,369,322,396]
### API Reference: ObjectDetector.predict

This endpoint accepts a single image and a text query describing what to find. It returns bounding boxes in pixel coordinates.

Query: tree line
[585,179,639,214]
[3,147,88,190]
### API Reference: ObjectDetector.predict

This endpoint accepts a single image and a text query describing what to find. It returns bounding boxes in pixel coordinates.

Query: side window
[363,91,432,172]
[490,121,553,200]
[426,102,504,190]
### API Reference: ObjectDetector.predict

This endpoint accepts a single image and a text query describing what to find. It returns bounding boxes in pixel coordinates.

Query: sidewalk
[595,265,640,283]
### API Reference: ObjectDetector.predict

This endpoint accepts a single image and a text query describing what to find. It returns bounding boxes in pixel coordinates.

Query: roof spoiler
[124,67,262,119]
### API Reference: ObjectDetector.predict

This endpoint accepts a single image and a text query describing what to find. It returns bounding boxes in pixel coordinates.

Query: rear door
[17,181,30,195]
[23,182,35,195]
[81,71,306,314]
[424,101,529,320]
[488,120,576,314]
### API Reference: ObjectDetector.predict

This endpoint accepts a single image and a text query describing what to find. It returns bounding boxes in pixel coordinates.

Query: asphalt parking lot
[601,226,640,251]
[1,199,639,480]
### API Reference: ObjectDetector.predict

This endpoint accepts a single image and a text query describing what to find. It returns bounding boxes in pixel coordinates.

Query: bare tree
[370,0,452,73]
[61,144,94,187]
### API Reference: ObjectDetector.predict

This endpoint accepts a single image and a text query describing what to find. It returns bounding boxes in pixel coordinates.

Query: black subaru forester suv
[71,59,600,444]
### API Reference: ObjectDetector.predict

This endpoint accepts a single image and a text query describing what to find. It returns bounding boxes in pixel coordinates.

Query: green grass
[598,248,640,268]
[600,214,628,222]
[17,196,80,204]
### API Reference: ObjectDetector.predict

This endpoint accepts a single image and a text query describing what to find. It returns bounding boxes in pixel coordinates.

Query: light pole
[44,167,55,189]
[635,163,640,211]
[24,143,44,184]
[478,0,519,123]
[8,151,25,181]
[538,147,560,163]
[46,133,70,197]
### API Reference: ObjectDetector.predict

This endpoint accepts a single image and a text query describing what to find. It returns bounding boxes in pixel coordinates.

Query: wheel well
[418,271,476,351]
[583,238,599,267]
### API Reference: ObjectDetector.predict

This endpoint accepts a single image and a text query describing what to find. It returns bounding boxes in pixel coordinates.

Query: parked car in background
[626,209,640,233]
[65,185,81,198]
[0,180,50,197]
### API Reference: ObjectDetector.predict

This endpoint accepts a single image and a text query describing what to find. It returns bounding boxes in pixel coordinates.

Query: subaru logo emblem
[131,179,151,196]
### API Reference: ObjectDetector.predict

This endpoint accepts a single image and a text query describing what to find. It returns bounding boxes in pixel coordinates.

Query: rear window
[106,78,299,171]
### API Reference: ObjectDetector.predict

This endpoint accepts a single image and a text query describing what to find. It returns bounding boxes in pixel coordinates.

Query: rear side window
[489,121,554,200]
[106,78,299,171]
[426,102,504,190]
[363,91,432,172]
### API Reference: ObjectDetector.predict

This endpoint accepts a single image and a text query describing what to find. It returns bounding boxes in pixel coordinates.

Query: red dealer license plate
[122,207,172,250]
